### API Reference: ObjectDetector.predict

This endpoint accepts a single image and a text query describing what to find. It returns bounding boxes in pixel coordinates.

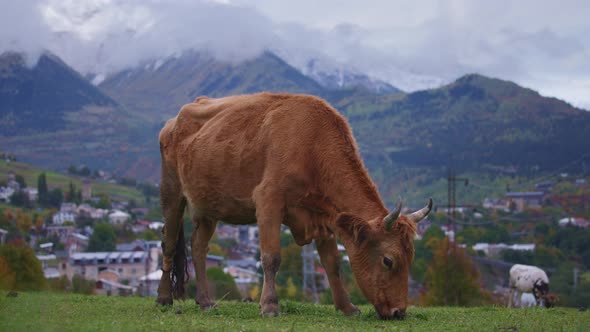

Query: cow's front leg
[507,288,515,307]
[254,185,283,317]
[191,217,217,310]
[316,238,360,316]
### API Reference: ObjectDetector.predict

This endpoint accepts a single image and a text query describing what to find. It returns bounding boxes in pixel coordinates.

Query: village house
[67,251,157,287]
[472,243,535,256]
[52,211,75,225]
[216,224,239,240]
[95,278,135,296]
[138,270,163,297]
[116,239,160,252]
[139,254,225,297]
[130,220,152,234]
[45,225,75,242]
[65,233,89,254]
[415,219,433,237]
[77,203,109,220]
[60,202,77,213]
[483,198,510,212]
[36,254,61,279]
[0,228,7,244]
[225,258,257,271]
[558,217,590,228]
[224,265,261,295]
[535,181,555,191]
[109,210,131,225]
[148,221,164,231]
[505,191,545,211]
[0,186,14,203]
[5,173,20,190]
[23,187,38,201]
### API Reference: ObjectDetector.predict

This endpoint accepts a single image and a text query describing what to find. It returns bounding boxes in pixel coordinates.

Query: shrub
[0,240,47,291]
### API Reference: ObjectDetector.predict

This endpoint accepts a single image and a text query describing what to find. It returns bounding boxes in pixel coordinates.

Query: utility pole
[302,242,319,303]
[447,156,469,238]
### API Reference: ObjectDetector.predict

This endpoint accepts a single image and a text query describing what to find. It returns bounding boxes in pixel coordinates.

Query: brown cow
[156,92,432,320]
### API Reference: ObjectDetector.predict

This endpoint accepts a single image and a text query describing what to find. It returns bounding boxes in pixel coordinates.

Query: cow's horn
[384,199,402,230]
[408,198,433,223]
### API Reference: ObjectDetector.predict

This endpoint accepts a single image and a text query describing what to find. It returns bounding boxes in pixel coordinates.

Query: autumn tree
[420,237,490,306]
[0,240,47,291]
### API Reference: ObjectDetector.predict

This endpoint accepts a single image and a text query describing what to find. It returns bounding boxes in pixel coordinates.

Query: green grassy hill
[0,160,146,203]
[1,292,588,331]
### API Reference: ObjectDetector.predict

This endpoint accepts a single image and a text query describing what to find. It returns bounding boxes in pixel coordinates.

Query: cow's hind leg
[316,238,360,316]
[191,216,217,310]
[254,184,284,317]
[156,170,187,306]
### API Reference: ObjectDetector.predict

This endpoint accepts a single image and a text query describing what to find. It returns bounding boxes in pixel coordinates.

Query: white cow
[507,264,549,308]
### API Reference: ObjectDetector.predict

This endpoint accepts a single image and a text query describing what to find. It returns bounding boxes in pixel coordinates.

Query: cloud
[1,0,589,108]
[0,0,53,66]
[36,0,277,73]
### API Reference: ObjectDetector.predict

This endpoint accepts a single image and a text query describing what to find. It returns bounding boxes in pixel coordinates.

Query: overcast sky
[1,0,589,109]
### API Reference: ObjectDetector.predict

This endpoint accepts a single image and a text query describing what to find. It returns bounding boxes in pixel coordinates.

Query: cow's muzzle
[378,308,406,320]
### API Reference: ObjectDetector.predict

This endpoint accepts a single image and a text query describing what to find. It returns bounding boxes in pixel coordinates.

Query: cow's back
[509,264,549,291]
[164,92,341,223]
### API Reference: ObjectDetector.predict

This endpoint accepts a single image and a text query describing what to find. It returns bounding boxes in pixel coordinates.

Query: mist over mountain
[3,1,589,109]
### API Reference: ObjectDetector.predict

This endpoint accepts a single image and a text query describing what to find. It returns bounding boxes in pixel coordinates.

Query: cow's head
[337,198,432,320]
[533,279,550,303]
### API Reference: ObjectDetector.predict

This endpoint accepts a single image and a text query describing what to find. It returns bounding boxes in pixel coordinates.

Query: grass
[1,292,588,331]
[0,160,146,203]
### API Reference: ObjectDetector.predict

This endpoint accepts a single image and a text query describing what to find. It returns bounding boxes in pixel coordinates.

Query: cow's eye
[383,257,393,269]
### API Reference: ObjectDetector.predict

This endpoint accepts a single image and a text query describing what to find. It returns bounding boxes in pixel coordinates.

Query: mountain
[98,51,326,123]
[331,74,590,202]
[301,58,401,94]
[343,74,590,170]
[0,51,156,177]
[0,52,116,135]
[2,50,590,206]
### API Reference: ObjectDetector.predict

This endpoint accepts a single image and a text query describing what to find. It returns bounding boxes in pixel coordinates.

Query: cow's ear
[336,213,369,246]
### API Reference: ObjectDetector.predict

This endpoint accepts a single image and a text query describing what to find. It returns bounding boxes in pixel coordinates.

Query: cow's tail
[171,222,189,299]
[162,221,189,300]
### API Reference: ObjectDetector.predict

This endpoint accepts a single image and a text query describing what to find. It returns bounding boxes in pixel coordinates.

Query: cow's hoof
[156,296,173,306]
[199,302,217,311]
[260,303,280,317]
[340,304,361,316]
